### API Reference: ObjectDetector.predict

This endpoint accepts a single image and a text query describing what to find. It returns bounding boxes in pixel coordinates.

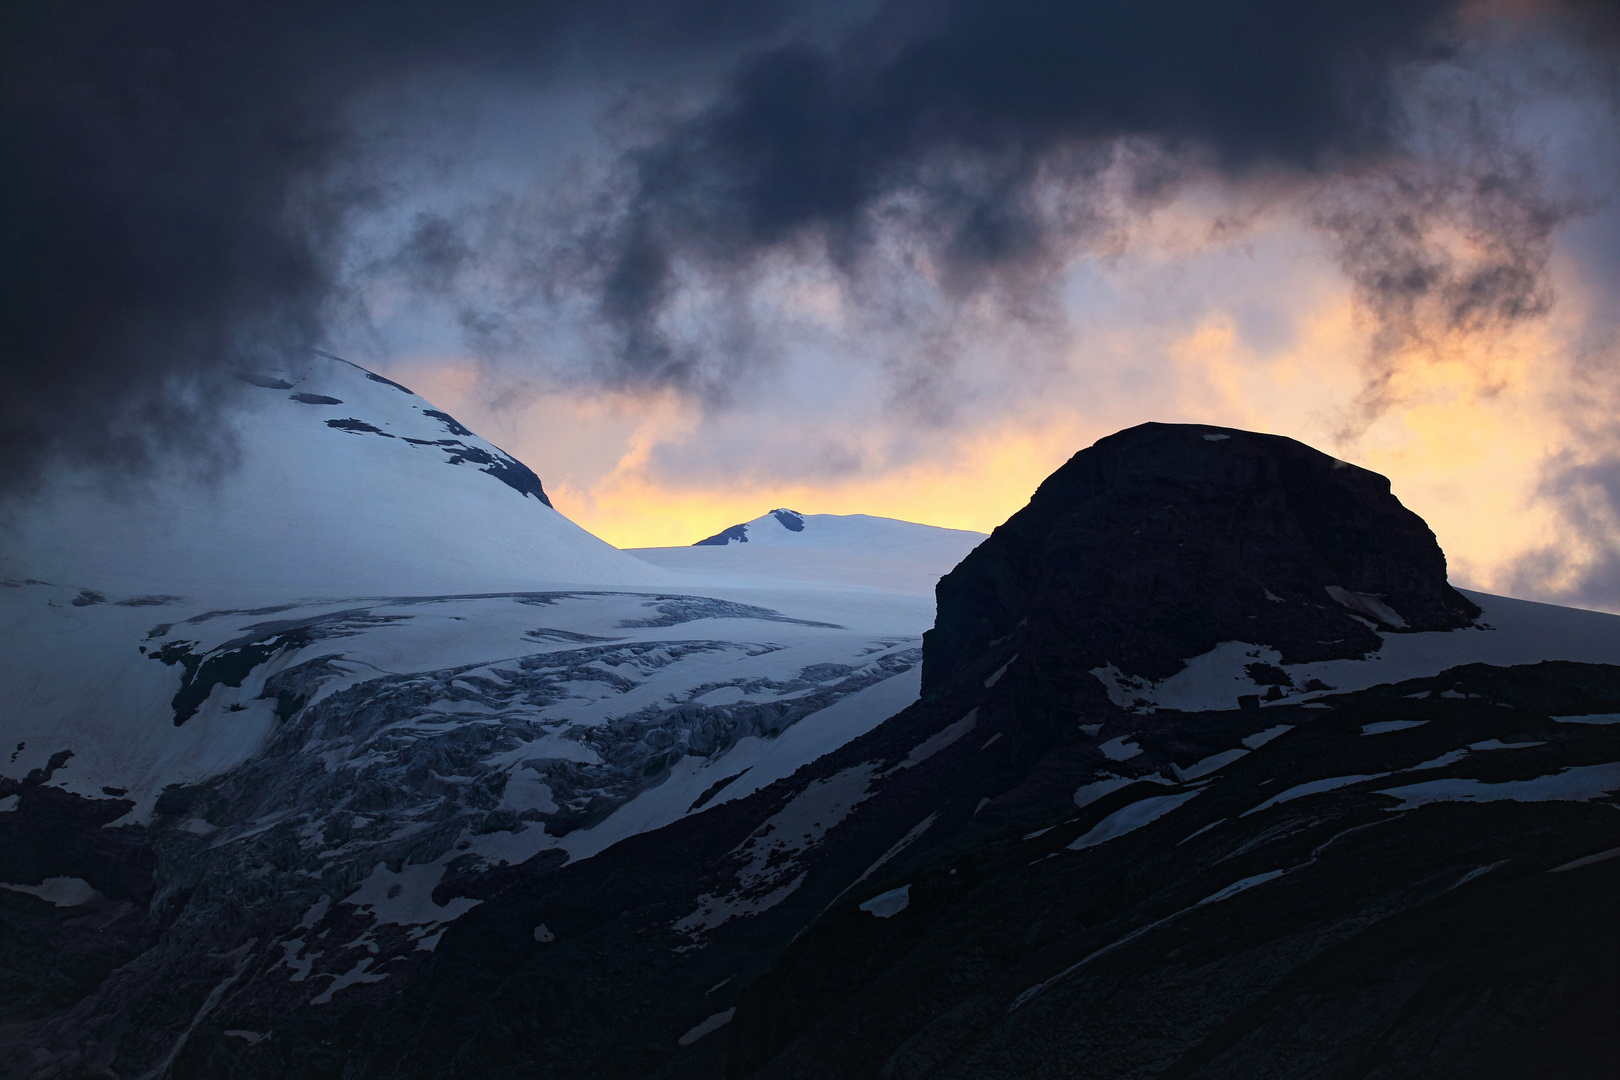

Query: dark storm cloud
[4,0,1614,487]
[0,0,791,489]
[589,0,1475,373]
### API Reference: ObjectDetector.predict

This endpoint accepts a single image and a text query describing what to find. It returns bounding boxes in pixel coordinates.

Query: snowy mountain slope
[0,356,955,893]
[0,583,926,817]
[0,353,671,598]
[631,510,987,593]
[0,359,967,1078]
[0,583,930,1056]
[0,584,941,1077]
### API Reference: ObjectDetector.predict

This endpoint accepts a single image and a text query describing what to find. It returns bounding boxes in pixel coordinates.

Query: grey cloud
[1509,450,1620,613]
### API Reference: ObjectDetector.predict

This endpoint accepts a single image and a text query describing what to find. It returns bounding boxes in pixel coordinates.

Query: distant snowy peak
[696,508,806,545]
[693,509,984,551]
[236,355,551,507]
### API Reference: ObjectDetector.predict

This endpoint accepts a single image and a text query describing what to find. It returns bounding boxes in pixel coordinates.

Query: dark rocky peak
[923,423,1479,701]
[695,521,751,546]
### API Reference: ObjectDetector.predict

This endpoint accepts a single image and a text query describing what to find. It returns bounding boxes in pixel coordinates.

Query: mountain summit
[926,421,1480,701]
[695,508,808,544]
[691,508,985,553]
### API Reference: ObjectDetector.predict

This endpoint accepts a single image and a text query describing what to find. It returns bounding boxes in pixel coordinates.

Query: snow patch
[1243,773,1391,816]
[678,1008,736,1046]
[500,769,558,814]
[844,813,938,897]
[1172,748,1248,782]
[1083,591,1620,715]
[899,709,977,768]
[1325,585,1408,629]
[1098,736,1144,761]
[984,657,1015,688]
[859,884,911,918]
[1375,762,1620,809]
[1242,725,1293,749]
[310,957,389,1005]
[1362,720,1428,735]
[1068,790,1201,851]
[297,896,331,928]
[0,876,104,907]
[1073,774,1173,810]
[1550,846,1620,872]
[342,860,481,928]
[1197,868,1289,905]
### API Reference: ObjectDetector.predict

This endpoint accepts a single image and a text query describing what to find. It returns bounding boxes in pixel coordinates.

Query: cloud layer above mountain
[4,0,1618,607]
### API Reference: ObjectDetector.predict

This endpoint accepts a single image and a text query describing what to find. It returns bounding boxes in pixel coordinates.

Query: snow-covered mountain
[632,509,987,593]
[0,353,669,598]
[0,358,956,1080]
[3,420,1617,1080]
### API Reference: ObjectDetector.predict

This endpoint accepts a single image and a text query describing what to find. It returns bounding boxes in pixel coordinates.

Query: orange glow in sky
[383,185,1619,613]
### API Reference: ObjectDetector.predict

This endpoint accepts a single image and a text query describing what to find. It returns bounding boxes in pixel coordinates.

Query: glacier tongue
[0,583,932,1029]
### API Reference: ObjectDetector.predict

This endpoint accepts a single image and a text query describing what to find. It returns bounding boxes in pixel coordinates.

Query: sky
[4,0,1620,609]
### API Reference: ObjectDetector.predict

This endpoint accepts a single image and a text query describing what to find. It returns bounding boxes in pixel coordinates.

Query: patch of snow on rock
[1362,720,1428,735]
[1082,591,1620,715]
[1073,774,1172,810]
[1068,790,1201,851]
[1098,735,1144,761]
[899,709,978,768]
[1242,725,1293,749]
[678,1008,737,1046]
[1172,748,1248,782]
[0,876,104,907]
[1242,773,1392,817]
[1375,761,1620,809]
[859,884,912,918]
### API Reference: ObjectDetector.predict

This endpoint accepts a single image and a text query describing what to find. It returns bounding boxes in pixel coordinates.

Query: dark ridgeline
[4,424,1614,1080]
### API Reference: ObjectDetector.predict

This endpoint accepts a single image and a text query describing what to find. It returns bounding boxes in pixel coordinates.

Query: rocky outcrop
[924,423,1478,699]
